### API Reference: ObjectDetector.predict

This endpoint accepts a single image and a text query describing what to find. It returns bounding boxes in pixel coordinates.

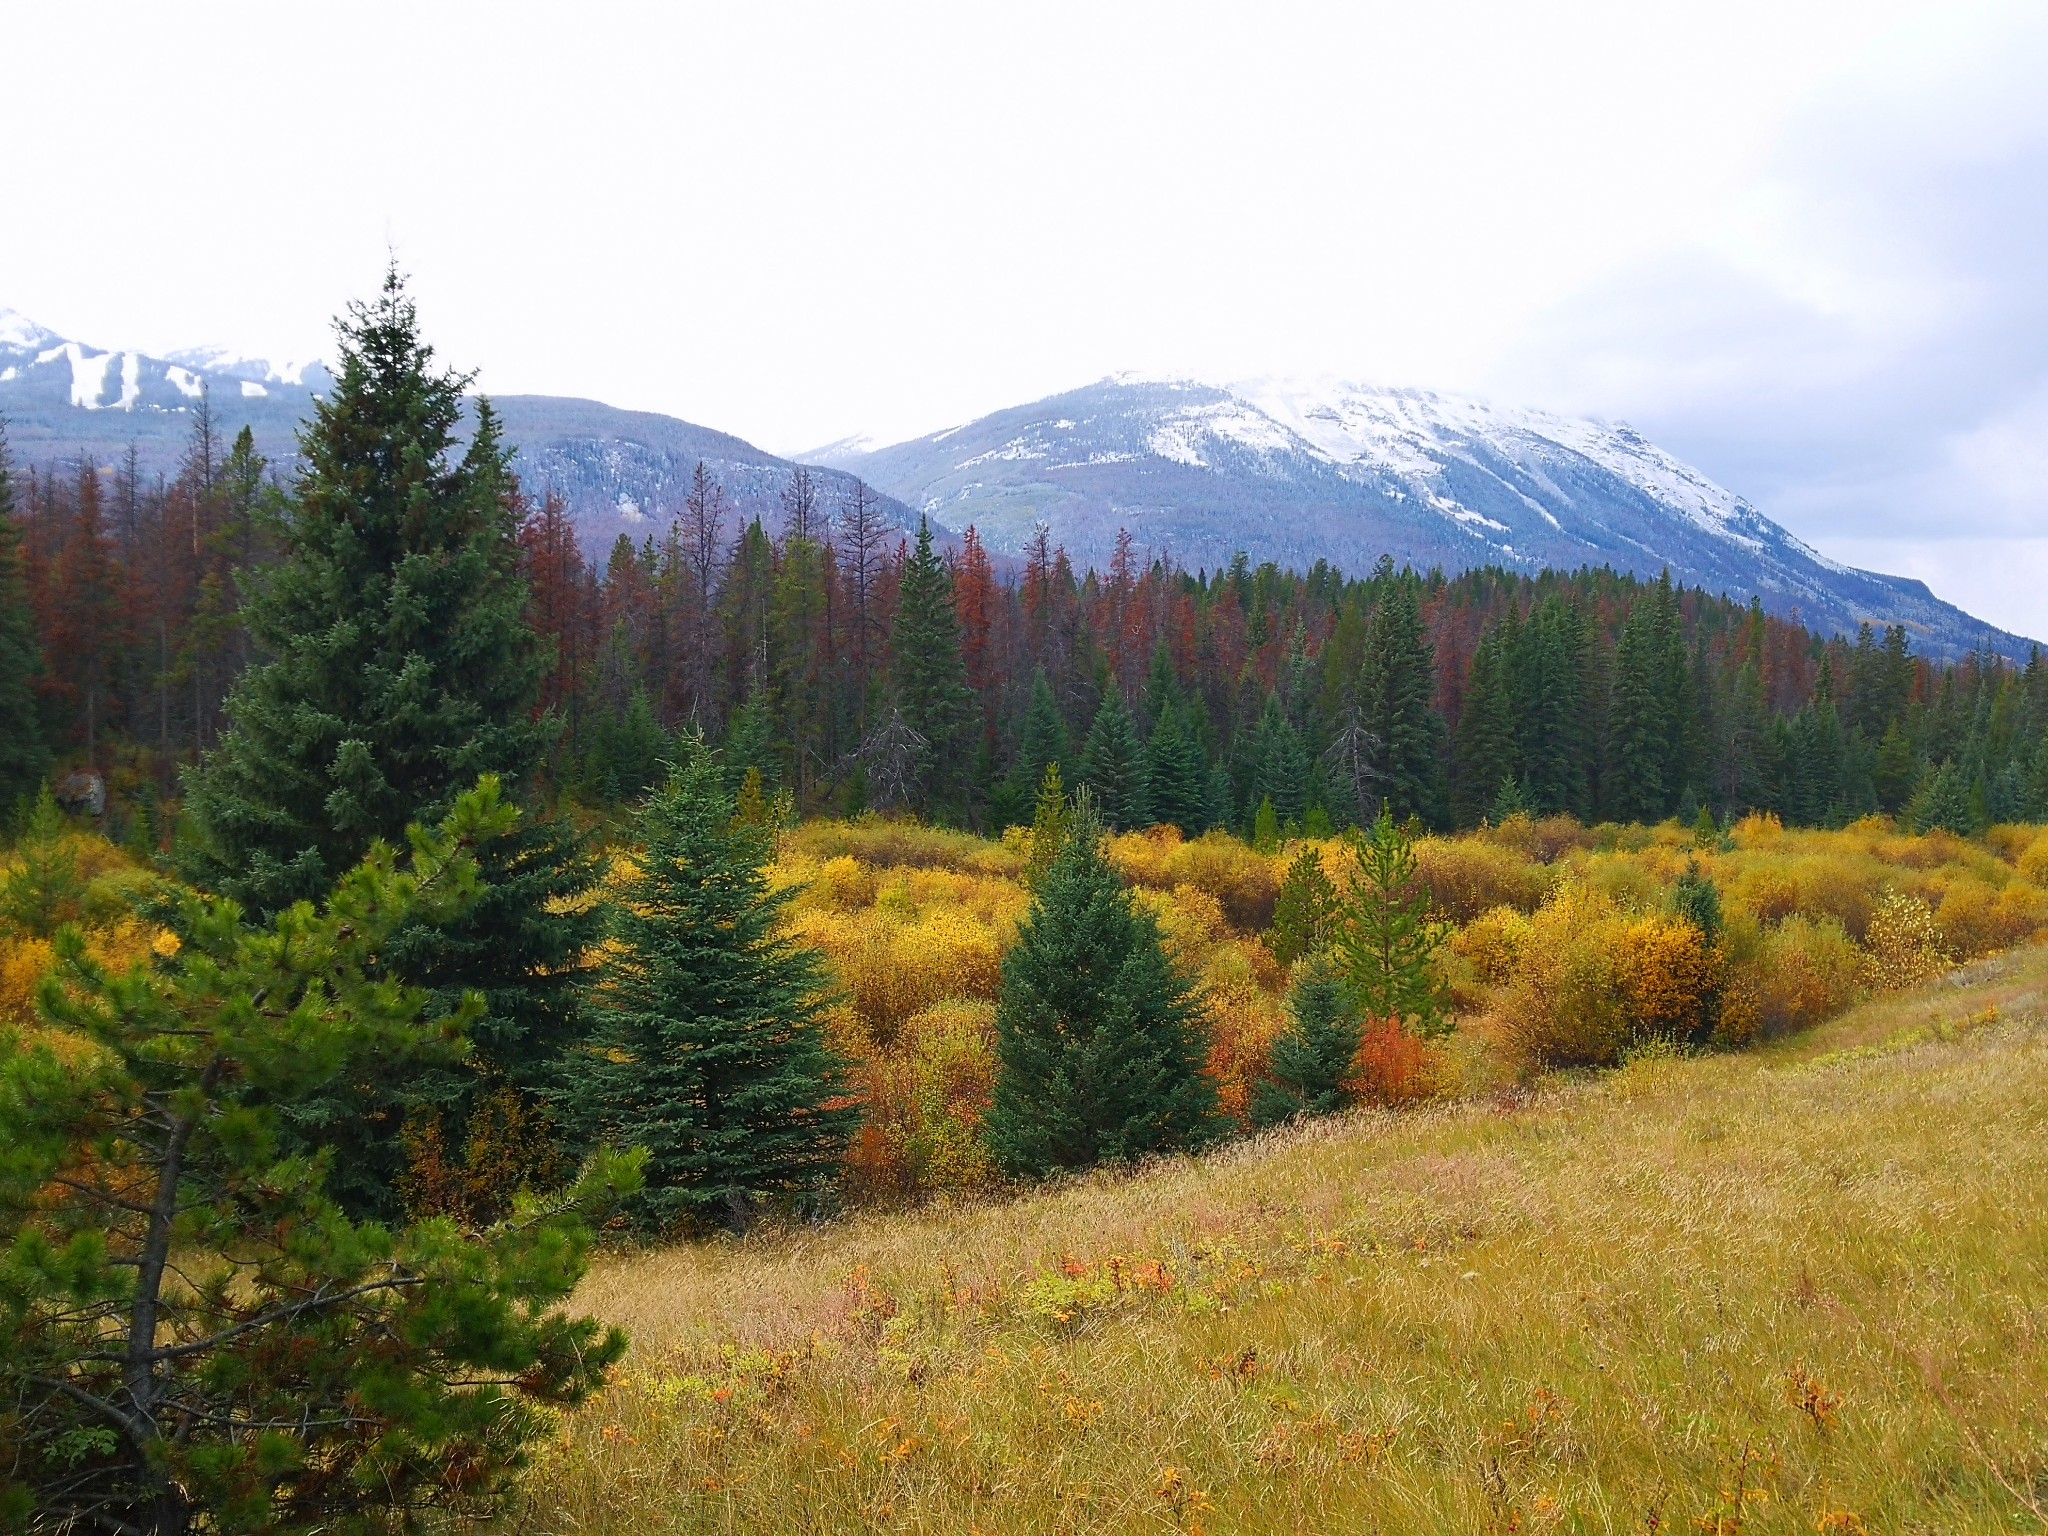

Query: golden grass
[518,944,2048,1534]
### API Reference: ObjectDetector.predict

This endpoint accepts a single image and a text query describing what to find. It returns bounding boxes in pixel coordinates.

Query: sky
[5,0,2044,636]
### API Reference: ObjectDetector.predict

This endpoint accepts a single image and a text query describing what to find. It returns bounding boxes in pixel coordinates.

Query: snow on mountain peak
[0,308,57,351]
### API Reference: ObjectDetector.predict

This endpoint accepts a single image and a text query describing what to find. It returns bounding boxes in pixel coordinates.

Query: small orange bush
[1347,1016,1437,1105]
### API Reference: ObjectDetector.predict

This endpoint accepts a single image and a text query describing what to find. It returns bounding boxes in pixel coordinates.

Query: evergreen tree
[1,782,636,1535]
[1603,603,1666,822]
[178,271,600,1216]
[1249,694,1310,828]
[1516,596,1591,817]
[586,686,669,802]
[986,805,1217,1176]
[565,745,855,1230]
[1907,760,1976,835]
[889,517,971,814]
[1269,841,1340,967]
[1014,667,1069,796]
[0,422,48,812]
[1143,701,1209,832]
[1358,559,1446,825]
[1077,687,1146,829]
[1334,808,1449,1036]
[1451,623,1517,827]
[1024,761,1069,887]
[1250,960,1362,1128]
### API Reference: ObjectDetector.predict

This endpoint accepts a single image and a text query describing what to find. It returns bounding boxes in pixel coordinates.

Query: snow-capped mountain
[0,306,334,415]
[0,308,928,556]
[815,374,2032,660]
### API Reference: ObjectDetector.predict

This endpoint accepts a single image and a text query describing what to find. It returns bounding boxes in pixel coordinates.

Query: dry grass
[516,944,2048,1534]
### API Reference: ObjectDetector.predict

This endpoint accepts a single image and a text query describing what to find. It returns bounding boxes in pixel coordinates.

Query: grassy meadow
[9,808,2048,1531]
[522,944,2048,1534]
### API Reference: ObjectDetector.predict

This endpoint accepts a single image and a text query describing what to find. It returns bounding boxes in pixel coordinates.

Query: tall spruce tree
[1143,701,1209,832]
[0,421,49,813]
[1451,622,1517,827]
[1603,603,1667,822]
[889,517,971,814]
[1014,667,1070,796]
[1077,687,1146,829]
[986,805,1217,1176]
[1358,559,1446,826]
[564,745,855,1230]
[179,270,599,1216]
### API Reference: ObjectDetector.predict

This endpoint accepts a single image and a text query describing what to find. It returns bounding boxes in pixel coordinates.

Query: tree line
[7,388,2045,842]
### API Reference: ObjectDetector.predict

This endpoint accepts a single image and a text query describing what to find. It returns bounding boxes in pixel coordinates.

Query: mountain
[0,308,929,557]
[814,374,2033,661]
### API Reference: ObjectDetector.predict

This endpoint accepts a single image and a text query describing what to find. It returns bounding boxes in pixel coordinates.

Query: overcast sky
[6,1,2044,636]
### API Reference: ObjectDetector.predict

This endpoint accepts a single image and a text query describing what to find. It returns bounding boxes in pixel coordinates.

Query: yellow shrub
[1494,887,1720,1070]
[1479,812,1596,865]
[1493,887,1633,1070]
[1612,914,1713,1040]
[2014,828,2048,886]
[1412,837,1551,922]
[1108,828,1279,932]
[1935,877,2048,958]
[1450,906,1529,987]
[1862,889,1951,992]
[1720,913,1860,1045]
[0,934,55,1023]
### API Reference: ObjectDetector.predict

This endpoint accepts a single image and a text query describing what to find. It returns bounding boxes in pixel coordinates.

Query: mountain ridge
[1,308,2029,659]
[814,373,2029,661]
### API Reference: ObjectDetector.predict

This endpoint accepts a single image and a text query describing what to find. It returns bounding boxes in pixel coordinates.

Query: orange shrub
[1347,1016,1438,1105]
[842,1000,1000,1200]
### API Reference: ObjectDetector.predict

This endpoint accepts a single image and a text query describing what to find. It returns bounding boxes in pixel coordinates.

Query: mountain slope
[817,374,2031,660]
[0,309,929,556]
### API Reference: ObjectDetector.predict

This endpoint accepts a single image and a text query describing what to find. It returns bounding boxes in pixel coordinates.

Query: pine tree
[1014,667,1069,796]
[1358,560,1446,826]
[565,745,855,1230]
[986,805,1218,1176]
[890,517,971,814]
[1907,760,1976,835]
[1603,604,1666,822]
[0,422,47,812]
[1250,961,1362,1128]
[1077,687,1146,829]
[1269,842,1339,967]
[1024,761,1069,887]
[1249,695,1310,828]
[178,271,600,1216]
[1143,701,1209,832]
[1451,623,1517,827]
[1334,808,1449,1036]
[1,782,636,1535]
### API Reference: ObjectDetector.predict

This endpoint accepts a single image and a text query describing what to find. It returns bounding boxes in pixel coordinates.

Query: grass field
[513,944,2048,1534]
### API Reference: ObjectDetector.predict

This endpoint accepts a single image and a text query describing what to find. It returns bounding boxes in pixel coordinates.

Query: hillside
[524,943,2048,1534]
[817,376,2034,661]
